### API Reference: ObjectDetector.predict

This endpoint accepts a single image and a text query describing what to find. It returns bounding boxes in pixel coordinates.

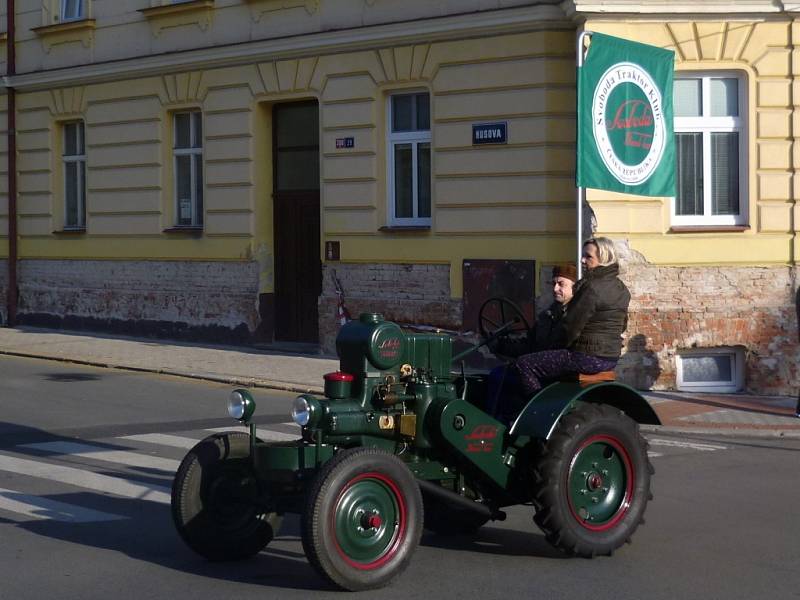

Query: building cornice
[562,0,800,16]
[7,4,571,91]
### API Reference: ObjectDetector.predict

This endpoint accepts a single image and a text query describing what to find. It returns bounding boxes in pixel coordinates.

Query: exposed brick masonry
[618,264,799,396]
[318,263,461,354]
[17,259,260,343]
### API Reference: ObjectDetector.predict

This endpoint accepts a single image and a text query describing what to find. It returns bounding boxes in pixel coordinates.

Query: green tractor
[171,305,660,591]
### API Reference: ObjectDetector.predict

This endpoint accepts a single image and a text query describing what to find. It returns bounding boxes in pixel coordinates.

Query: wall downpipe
[5,0,15,327]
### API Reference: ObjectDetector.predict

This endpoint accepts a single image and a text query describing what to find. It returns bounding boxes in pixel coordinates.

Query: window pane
[710,78,738,117]
[675,133,704,216]
[77,122,85,154]
[394,143,413,218]
[417,143,431,218]
[682,355,733,383]
[192,112,203,148]
[392,95,414,132]
[175,113,191,149]
[176,155,192,225]
[711,132,739,215]
[416,94,430,130]
[674,79,702,117]
[64,123,78,156]
[275,103,318,149]
[79,161,86,227]
[65,162,78,227]
[194,154,203,225]
[275,149,319,191]
[62,0,82,19]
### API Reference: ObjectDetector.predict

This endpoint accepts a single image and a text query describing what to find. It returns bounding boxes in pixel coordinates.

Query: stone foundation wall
[617,264,799,396]
[319,263,462,354]
[16,259,260,343]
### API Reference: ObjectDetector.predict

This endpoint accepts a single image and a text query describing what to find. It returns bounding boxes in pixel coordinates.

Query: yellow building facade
[0,0,797,394]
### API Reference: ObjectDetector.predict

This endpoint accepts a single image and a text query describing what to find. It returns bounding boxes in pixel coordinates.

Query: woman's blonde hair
[584,237,617,267]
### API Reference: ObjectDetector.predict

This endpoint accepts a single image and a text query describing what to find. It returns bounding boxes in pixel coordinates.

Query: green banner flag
[577,33,675,197]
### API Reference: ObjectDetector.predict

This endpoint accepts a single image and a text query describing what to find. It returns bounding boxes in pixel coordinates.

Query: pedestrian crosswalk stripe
[0,454,171,504]
[119,433,200,450]
[21,441,181,473]
[0,487,127,523]
[204,427,299,442]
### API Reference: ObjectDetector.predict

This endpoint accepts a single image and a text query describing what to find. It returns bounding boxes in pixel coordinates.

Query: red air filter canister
[324,371,354,399]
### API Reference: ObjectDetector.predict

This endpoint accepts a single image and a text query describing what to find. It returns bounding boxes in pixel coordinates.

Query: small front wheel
[301,447,423,591]
[171,432,282,561]
[532,402,653,557]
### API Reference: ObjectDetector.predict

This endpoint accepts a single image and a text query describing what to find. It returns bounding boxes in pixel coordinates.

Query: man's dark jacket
[562,263,630,359]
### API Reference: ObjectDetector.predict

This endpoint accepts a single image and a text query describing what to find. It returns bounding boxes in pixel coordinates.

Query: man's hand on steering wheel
[477,297,532,359]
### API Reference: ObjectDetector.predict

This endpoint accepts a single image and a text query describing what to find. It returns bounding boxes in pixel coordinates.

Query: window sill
[32,19,96,52]
[669,225,750,233]
[53,228,86,235]
[379,226,431,233]
[164,226,204,237]
[140,0,214,35]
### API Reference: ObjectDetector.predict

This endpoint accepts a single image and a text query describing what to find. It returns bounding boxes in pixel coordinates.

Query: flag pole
[576,30,593,280]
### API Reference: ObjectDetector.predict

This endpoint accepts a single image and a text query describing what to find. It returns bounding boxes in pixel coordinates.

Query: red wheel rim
[565,434,635,532]
[330,471,407,570]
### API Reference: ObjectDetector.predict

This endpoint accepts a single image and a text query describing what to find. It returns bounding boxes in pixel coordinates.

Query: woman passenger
[514,237,630,397]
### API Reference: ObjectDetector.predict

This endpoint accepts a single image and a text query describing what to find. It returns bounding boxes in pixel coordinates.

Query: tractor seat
[562,371,616,386]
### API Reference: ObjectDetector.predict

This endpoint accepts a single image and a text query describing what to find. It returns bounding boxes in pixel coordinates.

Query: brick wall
[17,259,260,343]
[617,264,799,396]
[319,263,461,353]
[0,260,7,326]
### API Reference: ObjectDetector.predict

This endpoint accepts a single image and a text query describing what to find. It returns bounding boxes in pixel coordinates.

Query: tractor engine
[293,313,457,450]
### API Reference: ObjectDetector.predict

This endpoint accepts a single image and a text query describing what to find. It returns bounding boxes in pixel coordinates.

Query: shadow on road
[421,526,566,559]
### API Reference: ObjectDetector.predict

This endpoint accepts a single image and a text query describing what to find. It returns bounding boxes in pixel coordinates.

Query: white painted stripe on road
[118,433,201,450]
[0,487,127,523]
[0,454,170,504]
[256,428,300,442]
[21,442,180,473]
[647,438,728,451]
[647,452,664,458]
[205,427,300,442]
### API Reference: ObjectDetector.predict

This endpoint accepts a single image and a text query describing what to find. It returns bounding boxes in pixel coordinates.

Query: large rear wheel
[301,447,423,591]
[532,402,653,557]
[171,432,282,561]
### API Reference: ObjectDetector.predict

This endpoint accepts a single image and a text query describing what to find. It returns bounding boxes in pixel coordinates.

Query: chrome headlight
[291,396,312,427]
[228,389,256,422]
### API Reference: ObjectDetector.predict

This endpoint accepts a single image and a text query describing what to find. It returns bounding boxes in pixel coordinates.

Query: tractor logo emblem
[464,424,497,453]
[378,337,401,360]
[592,62,666,185]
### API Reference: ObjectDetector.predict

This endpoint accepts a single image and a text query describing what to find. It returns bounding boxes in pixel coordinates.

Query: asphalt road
[1,355,798,600]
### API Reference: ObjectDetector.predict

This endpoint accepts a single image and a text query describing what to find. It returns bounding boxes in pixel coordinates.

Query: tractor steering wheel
[477,297,531,344]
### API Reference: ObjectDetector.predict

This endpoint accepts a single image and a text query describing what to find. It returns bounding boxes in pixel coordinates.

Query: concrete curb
[641,424,800,440]
[0,349,325,396]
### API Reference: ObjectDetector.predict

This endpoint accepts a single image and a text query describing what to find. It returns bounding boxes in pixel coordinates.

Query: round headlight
[291,396,311,427]
[228,389,255,422]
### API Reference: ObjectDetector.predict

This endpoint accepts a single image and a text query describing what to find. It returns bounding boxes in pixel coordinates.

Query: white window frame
[60,0,85,22]
[387,92,432,227]
[676,347,745,393]
[173,110,204,228]
[62,120,86,230]
[672,72,748,227]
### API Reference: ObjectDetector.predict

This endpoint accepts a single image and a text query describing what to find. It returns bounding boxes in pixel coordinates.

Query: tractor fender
[508,381,661,441]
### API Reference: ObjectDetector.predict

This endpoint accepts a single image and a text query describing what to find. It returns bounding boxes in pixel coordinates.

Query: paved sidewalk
[1,326,798,438]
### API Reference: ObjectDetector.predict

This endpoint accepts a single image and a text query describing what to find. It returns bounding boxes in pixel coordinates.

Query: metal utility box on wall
[462,259,536,334]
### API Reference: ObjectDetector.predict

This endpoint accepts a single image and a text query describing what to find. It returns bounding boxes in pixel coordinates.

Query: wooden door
[273,101,321,343]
